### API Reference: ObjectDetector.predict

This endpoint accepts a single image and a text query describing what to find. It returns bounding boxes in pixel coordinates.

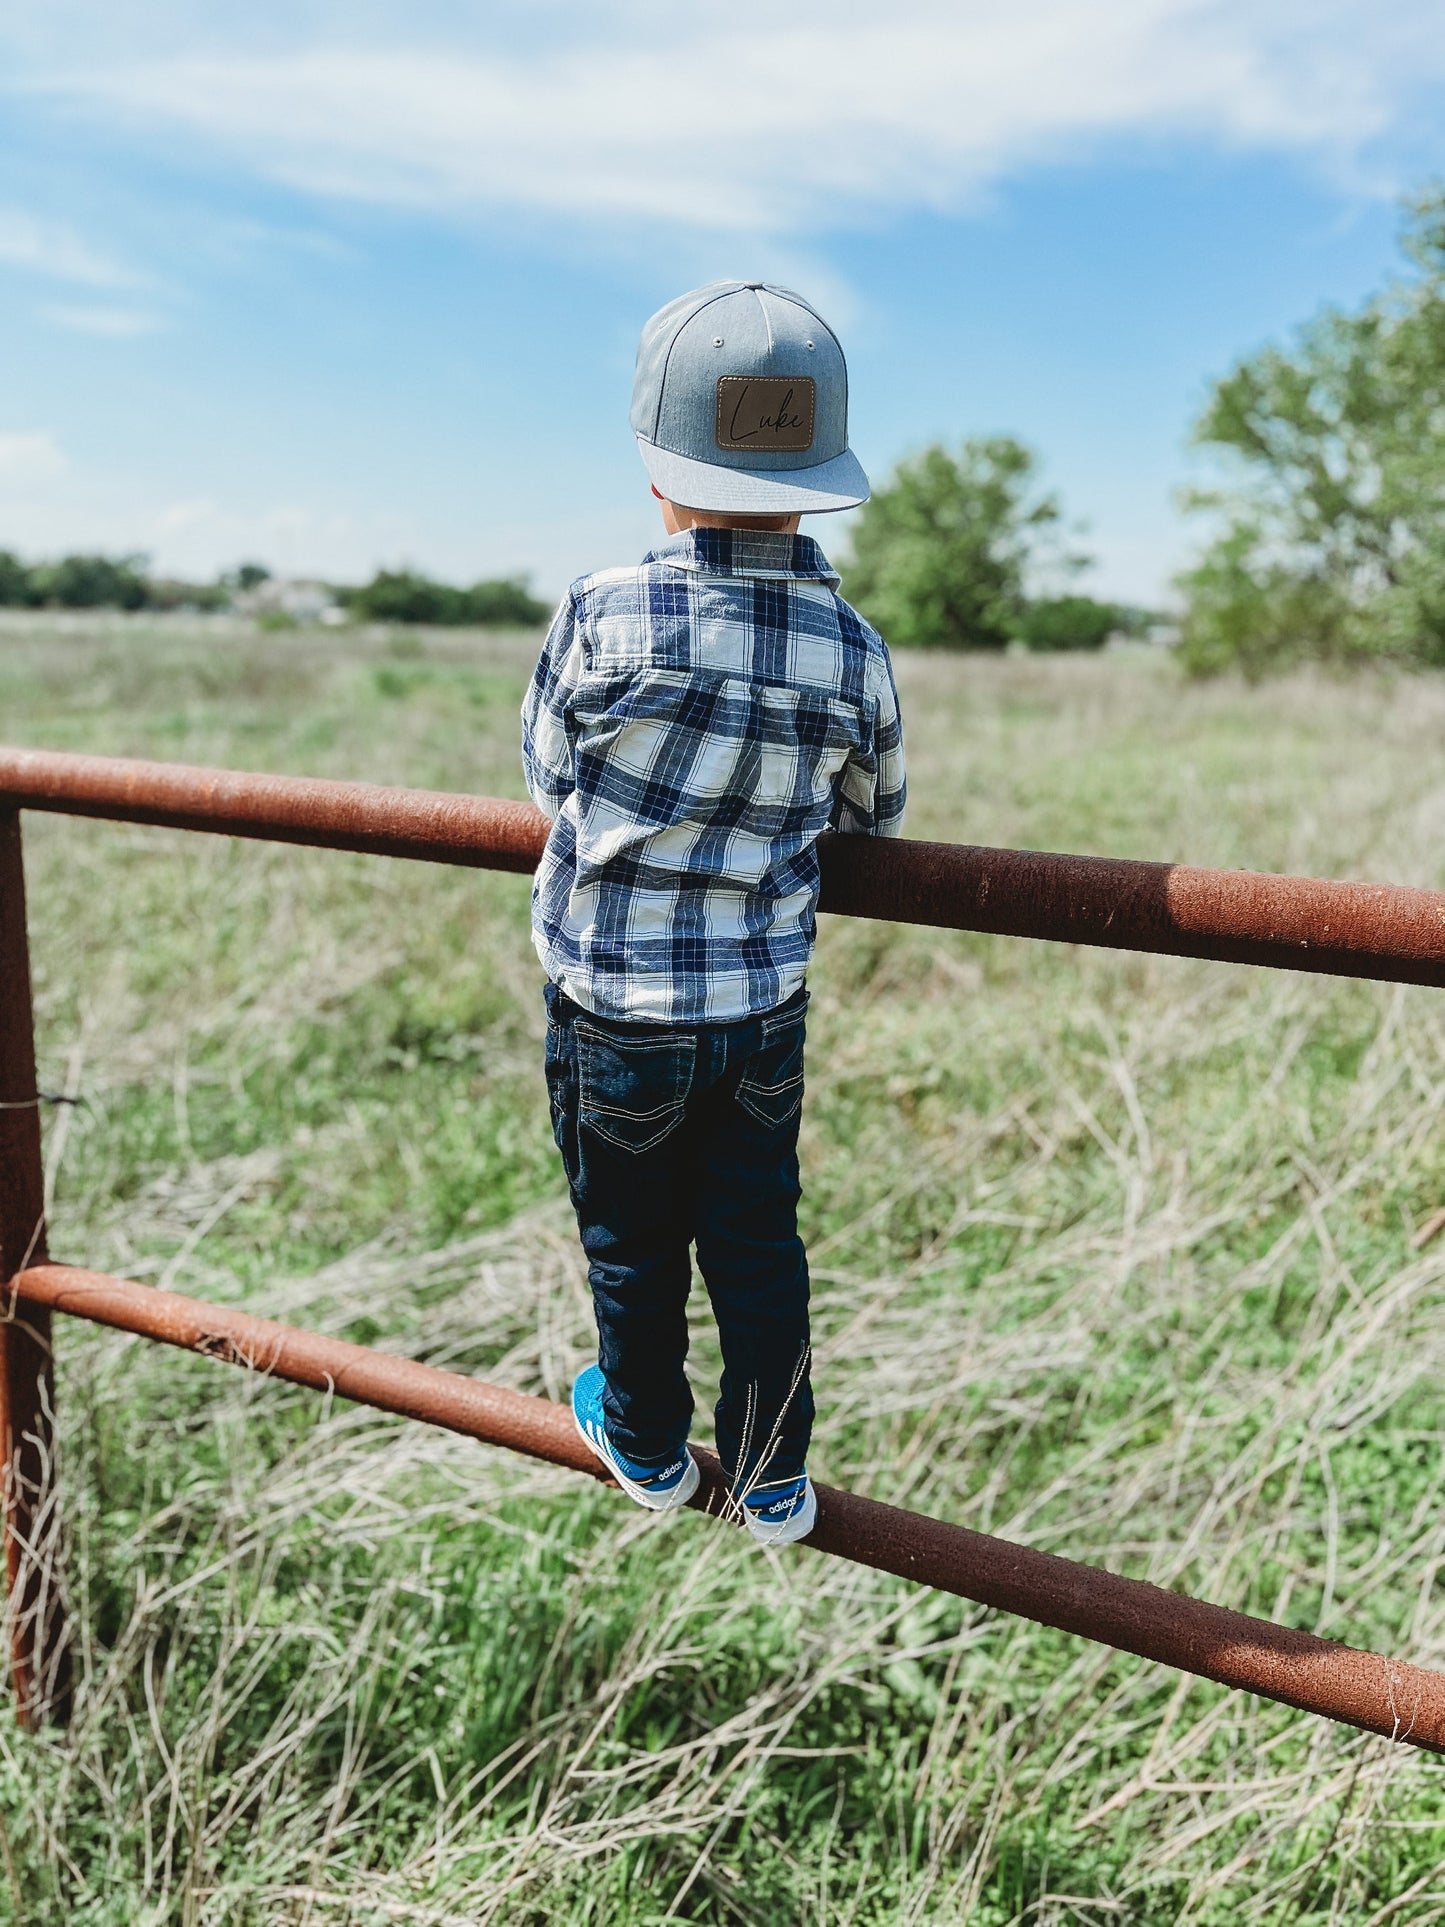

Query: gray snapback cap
[630,281,869,514]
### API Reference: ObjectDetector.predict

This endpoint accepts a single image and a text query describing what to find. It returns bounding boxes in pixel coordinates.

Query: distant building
[234,578,342,624]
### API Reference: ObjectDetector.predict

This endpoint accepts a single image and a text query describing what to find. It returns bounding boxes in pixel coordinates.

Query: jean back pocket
[736,1001,807,1132]
[577,1021,696,1155]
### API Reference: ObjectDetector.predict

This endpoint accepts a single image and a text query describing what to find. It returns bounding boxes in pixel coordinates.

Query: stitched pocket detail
[736,1003,807,1131]
[760,995,809,1046]
[577,1021,695,1155]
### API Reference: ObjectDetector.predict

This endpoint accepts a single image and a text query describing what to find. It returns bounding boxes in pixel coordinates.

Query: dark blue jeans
[544,981,813,1487]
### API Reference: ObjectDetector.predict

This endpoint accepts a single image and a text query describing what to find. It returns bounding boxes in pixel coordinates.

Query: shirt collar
[645,527,840,587]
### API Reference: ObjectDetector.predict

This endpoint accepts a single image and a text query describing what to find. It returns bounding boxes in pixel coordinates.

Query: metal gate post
[0,808,71,1727]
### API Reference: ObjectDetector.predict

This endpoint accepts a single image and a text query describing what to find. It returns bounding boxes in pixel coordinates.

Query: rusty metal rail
[0,812,70,1728]
[2,746,1443,985]
[1,743,1443,1740]
[13,1260,1445,1753]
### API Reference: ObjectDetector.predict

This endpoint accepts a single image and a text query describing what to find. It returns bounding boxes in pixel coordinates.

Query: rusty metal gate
[3,745,1444,1745]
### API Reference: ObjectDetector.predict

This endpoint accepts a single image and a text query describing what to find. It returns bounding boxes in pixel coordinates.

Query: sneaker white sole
[574,1412,699,1513]
[741,1478,818,1546]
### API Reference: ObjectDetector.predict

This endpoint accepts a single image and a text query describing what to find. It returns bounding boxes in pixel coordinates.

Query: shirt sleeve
[521,588,584,822]
[834,645,907,837]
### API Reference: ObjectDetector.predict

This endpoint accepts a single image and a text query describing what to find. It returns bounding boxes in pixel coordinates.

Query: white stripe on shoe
[574,1409,699,1513]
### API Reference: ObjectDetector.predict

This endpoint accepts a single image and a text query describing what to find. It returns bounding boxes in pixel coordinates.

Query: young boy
[522,281,905,1545]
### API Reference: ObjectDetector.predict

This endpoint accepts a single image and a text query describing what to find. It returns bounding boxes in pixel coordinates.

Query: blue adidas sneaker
[739,1473,817,1546]
[572,1365,699,1513]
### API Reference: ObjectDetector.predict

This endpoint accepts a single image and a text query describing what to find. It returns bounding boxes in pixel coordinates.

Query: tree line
[0,555,551,628]
[0,530,1137,650]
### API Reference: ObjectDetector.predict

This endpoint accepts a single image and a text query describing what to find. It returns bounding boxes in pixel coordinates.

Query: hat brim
[637,438,869,515]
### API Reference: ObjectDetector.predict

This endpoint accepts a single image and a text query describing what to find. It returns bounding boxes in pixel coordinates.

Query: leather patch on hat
[715,376,815,452]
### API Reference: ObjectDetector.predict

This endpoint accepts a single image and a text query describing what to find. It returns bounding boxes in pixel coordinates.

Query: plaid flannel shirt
[521,527,906,1024]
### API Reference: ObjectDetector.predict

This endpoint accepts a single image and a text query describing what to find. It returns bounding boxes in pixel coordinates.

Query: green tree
[843,438,1061,650]
[1018,594,1119,653]
[0,551,34,606]
[461,577,550,626]
[352,568,549,628]
[353,569,459,625]
[1179,187,1445,675]
[1175,523,1350,680]
[29,553,150,610]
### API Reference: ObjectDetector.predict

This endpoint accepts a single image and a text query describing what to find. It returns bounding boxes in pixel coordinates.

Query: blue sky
[3,1,1444,604]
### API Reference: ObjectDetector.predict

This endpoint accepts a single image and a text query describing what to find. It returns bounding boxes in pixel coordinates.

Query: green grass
[2,610,1445,1922]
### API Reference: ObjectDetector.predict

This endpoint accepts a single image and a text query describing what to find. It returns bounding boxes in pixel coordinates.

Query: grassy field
[2,611,1445,1924]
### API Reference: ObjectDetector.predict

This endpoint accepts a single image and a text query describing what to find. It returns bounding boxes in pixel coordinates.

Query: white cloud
[0,431,68,482]
[221,217,357,261]
[155,497,219,534]
[44,303,166,337]
[21,1,1445,233]
[0,209,142,287]
[135,497,395,579]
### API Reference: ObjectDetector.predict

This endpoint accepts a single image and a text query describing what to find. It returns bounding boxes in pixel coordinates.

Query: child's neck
[659,501,801,538]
